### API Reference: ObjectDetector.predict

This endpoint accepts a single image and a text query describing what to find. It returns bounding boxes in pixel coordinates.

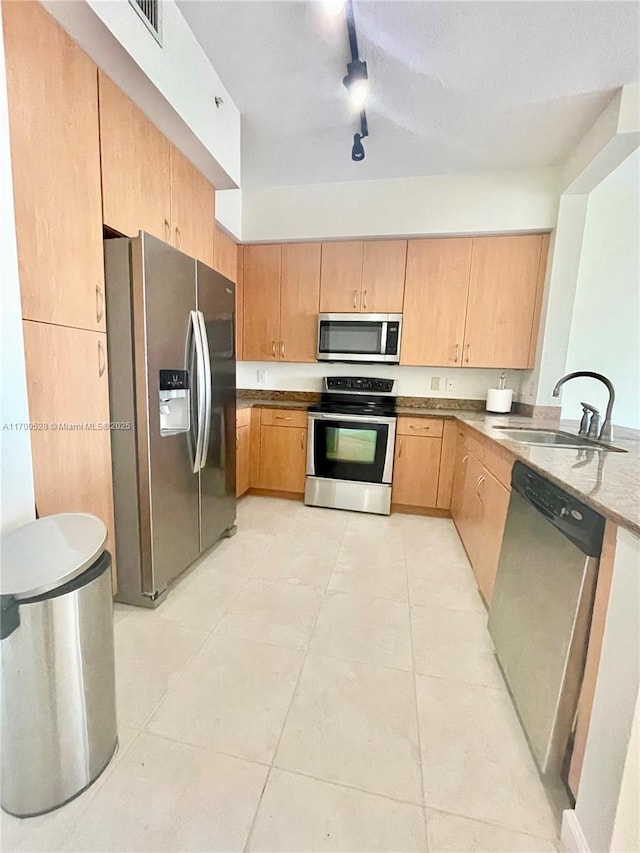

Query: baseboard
[391,504,451,518]
[561,810,591,853]
[247,488,304,502]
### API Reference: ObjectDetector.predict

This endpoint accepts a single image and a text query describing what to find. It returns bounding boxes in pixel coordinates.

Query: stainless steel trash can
[1,513,118,817]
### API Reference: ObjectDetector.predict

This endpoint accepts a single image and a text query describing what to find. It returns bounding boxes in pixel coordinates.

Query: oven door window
[318,320,383,356]
[313,419,390,483]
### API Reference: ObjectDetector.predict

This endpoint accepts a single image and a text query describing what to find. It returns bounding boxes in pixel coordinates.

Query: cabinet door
[259,426,307,493]
[361,240,407,313]
[236,247,244,359]
[213,224,238,282]
[280,243,321,362]
[319,242,364,312]
[98,71,171,242]
[464,235,544,368]
[22,321,117,585]
[4,1,104,332]
[236,425,250,497]
[242,245,282,361]
[392,435,442,508]
[401,239,472,367]
[170,145,215,267]
[473,468,510,603]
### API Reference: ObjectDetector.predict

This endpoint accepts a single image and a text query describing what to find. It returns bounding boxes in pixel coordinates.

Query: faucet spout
[552,371,615,443]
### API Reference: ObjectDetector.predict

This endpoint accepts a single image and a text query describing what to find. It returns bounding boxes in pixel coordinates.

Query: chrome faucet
[552,371,615,443]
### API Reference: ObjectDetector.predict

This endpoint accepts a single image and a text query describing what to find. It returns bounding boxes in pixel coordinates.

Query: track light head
[343,59,368,108]
[351,133,365,161]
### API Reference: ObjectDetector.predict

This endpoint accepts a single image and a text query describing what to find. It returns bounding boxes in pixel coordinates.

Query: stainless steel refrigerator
[104,232,236,606]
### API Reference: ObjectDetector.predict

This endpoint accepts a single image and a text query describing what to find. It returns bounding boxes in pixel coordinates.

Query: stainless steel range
[305,377,397,515]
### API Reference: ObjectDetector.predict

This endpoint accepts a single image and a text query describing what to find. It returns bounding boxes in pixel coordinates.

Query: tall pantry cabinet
[3,2,115,576]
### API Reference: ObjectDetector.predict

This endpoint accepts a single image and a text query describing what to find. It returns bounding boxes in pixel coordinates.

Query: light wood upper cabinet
[236,247,244,359]
[242,245,282,361]
[464,235,546,368]
[280,243,321,362]
[392,432,442,508]
[169,144,214,267]
[319,241,364,312]
[213,224,238,282]
[22,321,116,585]
[3,1,105,332]
[99,70,171,242]
[258,425,307,493]
[361,240,407,313]
[401,239,472,367]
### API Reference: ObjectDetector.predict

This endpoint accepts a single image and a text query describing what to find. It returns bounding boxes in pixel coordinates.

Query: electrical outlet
[430,376,441,391]
[445,378,456,392]
[257,369,267,385]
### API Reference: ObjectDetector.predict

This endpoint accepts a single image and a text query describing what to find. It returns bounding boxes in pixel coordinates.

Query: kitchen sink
[493,427,627,452]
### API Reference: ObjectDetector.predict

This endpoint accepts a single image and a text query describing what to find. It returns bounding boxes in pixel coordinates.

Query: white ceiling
[177,1,640,188]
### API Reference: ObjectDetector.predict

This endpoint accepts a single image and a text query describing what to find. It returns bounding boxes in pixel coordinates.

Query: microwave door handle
[380,322,388,357]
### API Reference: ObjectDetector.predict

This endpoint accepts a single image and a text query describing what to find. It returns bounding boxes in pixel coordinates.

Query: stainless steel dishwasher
[488,461,605,807]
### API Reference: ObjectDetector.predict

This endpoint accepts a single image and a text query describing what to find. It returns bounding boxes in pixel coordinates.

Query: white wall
[0,4,34,534]
[238,361,522,402]
[240,167,561,243]
[572,527,640,853]
[560,151,640,429]
[43,0,241,190]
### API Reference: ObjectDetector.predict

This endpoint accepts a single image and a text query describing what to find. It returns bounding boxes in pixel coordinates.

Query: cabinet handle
[476,474,485,501]
[398,439,403,459]
[280,340,285,358]
[164,218,171,242]
[353,289,358,309]
[96,285,105,324]
[272,340,276,357]
[98,340,106,378]
[175,225,182,249]
[236,434,239,448]
[454,343,460,364]
[409,424,432,431]
[465,344,471,363]
[461,454,469,467]
[363,289,368,310]
[275,415,293,421]
[300,431,305,449]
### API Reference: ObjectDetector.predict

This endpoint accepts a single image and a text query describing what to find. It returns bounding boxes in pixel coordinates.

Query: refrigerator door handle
[196,310,212,471]
[187,310,207,473]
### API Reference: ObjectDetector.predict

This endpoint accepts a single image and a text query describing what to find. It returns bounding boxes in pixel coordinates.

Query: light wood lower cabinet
[236,424,250,497]
[451,428,512,603]
[392,433,442,508]
[22,321,116,587]
[258,425,307,494]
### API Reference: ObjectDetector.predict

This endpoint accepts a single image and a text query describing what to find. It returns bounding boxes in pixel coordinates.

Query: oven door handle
[307,412,397,425]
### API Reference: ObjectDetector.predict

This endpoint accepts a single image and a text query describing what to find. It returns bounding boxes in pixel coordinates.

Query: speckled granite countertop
[237,391,640,534]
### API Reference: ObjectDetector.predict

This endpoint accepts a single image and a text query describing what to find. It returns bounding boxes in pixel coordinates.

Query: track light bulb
[323,0,345,15]
[351,133,365,161]
[348,78,368,108]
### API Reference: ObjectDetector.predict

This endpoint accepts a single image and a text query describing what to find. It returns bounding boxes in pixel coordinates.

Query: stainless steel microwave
[317,313,402,363]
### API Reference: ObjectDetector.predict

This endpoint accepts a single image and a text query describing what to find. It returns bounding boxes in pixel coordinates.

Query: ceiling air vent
[130,0,162,44]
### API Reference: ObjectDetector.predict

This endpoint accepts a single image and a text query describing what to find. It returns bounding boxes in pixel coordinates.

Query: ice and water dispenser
[159,369,190,436]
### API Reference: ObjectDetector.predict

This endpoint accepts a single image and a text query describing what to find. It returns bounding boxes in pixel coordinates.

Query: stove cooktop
[308,377,397,417]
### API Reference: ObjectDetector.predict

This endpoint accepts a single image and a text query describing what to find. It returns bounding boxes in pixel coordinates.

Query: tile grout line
[241,511,350,853]
[403,518,431,853]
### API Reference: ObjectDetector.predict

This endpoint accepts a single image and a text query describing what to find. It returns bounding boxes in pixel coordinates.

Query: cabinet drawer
[260,408,308,428]
[236,406,251,428]
[396,416,444,438]
[463,430,514,489]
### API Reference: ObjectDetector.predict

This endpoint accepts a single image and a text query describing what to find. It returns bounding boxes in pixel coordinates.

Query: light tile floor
[2,497,561,853]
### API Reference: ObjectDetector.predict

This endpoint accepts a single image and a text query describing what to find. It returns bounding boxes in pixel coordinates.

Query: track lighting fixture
[342,1,370,162]
[351,110,368,161]
[343,58,368,108]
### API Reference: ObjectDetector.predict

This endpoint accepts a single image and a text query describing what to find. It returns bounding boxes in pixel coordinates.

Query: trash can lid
[1,513,108,600]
